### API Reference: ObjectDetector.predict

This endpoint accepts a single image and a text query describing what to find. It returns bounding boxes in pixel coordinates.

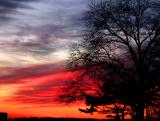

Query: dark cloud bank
[0,0,38,21]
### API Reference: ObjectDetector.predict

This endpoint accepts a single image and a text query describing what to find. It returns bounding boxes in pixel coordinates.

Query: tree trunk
[121,104,126,121]
[134,98,145,121]
[121,111,125,121]
[134,70,145,121]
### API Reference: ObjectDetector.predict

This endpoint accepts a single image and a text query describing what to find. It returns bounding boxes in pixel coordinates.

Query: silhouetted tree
[59,0,160,120]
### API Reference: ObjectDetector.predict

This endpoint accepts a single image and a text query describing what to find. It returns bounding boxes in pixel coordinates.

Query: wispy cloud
[0,63,78,105]
[0,63,66,84]
[0,0,88,67]
[0,0,39,22]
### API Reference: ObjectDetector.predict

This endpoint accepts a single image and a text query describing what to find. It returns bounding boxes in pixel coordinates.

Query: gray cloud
[0,63,66,84]
[0,0,89,66]
[0,0,39,21]
[12,24,67,55]
[17,0,88,54]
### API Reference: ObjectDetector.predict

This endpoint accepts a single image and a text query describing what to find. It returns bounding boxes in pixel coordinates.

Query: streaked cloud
[0,63,66,84]
[0,63,76,104]
[0,0,88,67]
[0,0,39,22]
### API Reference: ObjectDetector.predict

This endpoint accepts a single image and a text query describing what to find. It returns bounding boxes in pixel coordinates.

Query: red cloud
[2,63,79,106]
[0,63,67,84]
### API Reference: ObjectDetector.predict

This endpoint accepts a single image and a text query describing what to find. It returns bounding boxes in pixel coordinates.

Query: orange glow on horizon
[0,65,106,119]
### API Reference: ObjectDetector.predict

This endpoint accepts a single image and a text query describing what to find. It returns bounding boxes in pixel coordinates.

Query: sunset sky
[0,0,105,119]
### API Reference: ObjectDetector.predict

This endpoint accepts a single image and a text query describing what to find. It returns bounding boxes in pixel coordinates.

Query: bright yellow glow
[0,86,16,98]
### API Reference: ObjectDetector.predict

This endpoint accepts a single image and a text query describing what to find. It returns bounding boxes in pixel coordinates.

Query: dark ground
[8,118,110,121]
[7,117,160,121]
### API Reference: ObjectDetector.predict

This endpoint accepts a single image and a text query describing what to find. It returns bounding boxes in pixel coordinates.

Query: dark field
[8,118,109,121]
[7,117,160,121]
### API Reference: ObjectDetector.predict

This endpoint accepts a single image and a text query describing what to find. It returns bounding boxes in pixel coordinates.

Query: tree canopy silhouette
[59,0,160,120]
